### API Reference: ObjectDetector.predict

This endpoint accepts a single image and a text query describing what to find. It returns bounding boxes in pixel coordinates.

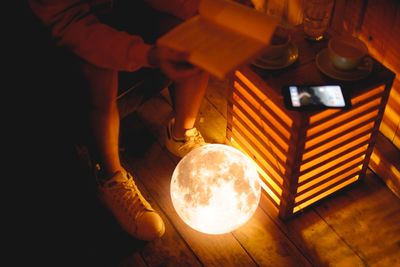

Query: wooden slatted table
[226,27,395,219]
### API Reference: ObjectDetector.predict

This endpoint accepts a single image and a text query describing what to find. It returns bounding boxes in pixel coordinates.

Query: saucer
[316,48,373,81]
[252,42,299,70]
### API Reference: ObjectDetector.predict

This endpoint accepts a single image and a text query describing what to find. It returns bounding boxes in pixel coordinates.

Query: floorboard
[258,193,366,267]
[314,169,400,266]
[123,136,258,267]
[91,76,400,267]
[232,208,312,267]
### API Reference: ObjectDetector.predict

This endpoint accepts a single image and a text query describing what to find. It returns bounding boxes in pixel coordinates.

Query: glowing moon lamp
[170,144,261,235]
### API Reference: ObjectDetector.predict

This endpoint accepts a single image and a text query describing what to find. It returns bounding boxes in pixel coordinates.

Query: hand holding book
[147,45,202,82]
[157,0,279,80]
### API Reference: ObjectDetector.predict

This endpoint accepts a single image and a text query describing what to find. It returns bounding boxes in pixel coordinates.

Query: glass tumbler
[303,0,334,41]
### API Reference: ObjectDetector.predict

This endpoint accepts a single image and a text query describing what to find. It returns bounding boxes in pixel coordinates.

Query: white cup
[328,36,368,71]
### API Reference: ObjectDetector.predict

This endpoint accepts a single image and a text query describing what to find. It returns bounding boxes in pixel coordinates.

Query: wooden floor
[88,77,400,267]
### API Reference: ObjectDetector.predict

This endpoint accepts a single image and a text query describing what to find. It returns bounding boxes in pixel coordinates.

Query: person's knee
[81,63,118,113]
[174,70,209,88]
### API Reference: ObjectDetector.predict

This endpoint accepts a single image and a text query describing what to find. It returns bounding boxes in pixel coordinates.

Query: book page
[199,0,279,43]
[157,17,266,80]
[157,0,278,80]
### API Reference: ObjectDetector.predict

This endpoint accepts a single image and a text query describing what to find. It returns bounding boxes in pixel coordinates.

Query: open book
[157,0,279,80]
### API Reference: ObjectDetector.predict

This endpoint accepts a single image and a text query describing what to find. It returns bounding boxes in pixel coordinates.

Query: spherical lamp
[170,144,261,234]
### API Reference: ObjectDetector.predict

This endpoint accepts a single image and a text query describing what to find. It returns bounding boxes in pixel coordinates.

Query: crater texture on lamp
[170,144,261,234]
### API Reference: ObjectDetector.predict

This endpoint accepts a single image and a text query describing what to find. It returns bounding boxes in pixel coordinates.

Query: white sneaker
[98,169,165,240]
[165,118,206,158]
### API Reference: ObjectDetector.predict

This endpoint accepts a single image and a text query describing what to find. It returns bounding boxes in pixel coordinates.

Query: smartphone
[282,85,351,110]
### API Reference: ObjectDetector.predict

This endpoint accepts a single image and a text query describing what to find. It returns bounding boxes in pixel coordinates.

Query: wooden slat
[232,103,287,165]
[306,104,380,142]
[303,123,374,161]
[294,176,360,212]
[235,70,294,128]
[298,165,361,194]
[232,92,289,154]
[307,96,382,136]
[295,172,360,206]
[301,134,371,172]
[231,126,284,195]
[230,133,284,208]
[305,111,378,149]
[233,84,291,147]
[234,79,292,138]
[278,114,309,219]
[299,158,363,192]
[299,149,366,183]
[232,115,287,175]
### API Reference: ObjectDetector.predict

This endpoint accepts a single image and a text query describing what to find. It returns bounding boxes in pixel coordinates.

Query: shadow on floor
[119,113,158,158]
[87,194,148,267]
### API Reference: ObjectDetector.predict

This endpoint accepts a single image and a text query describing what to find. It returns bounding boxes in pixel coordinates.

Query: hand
[148,45,202,82]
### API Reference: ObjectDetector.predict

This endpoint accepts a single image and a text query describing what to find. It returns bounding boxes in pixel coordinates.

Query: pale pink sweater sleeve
[28,0,153,71]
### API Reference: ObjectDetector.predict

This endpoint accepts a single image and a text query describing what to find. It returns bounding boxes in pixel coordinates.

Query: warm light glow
[230,138,282,205]
[170,144,261,235]
[294,175,359,213]
[235,71,293,127]
[230,68,387,219]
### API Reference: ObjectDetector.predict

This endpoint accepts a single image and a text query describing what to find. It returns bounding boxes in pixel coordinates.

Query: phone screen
[288,85,347,108]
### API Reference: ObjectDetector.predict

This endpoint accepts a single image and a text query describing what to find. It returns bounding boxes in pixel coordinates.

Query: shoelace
[180,129,205,151]
[188,130,204,143]
[105,176,151,220]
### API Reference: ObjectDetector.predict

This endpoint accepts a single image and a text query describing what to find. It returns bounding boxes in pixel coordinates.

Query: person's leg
[81,62,165,241]
[172,72,209,138]
[113,0,210,157]
[81,63,122,178]
[164,71,209,158]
